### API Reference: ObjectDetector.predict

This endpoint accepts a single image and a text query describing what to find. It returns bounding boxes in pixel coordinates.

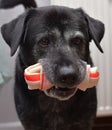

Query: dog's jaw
[40,60,86,101]
[44,86,78,101]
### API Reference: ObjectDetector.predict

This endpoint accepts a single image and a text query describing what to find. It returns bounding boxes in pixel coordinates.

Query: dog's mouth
[44,86,77,101]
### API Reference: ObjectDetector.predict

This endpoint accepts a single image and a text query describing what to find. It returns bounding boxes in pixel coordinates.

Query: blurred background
[0,0,112,129]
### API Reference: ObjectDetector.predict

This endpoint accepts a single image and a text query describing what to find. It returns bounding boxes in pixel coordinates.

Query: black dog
[1,6,104,130]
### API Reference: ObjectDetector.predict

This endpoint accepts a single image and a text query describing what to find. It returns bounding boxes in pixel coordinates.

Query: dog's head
[1,6,105,100]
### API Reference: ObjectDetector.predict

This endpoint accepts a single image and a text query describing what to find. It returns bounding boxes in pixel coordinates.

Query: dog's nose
[58,66,78,87]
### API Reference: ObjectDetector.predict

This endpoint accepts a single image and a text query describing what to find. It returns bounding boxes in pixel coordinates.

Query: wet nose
[58,66,78,87]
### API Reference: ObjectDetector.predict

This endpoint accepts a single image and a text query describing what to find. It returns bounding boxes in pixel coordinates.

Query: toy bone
[24,63,53,90]
[77,65,99,91]
[24,63,99,91]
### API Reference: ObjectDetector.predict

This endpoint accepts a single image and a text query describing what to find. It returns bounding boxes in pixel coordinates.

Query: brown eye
[38,38,50,47]
[70,37,82,46]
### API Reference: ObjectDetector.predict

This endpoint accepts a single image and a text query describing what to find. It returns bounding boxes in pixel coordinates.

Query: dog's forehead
[27,6,88,38]
[41,6,86,28]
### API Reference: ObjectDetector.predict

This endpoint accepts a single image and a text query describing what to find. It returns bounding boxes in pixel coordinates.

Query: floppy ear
[85,13,105,53]
[1,12,28,56]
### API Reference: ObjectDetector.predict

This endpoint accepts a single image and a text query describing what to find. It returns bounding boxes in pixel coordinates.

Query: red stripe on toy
[90,72,99,78]
[24,73,40,81]
[41,73,44,90]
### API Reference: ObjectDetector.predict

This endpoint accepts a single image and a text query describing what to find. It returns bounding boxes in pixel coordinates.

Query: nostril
[58,66,77,86]
[60,74,76,85]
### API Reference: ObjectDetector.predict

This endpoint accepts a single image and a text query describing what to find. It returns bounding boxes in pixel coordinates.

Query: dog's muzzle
[24,63,99,101]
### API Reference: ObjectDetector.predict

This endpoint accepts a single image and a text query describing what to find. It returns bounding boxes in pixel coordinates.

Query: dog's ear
[1,11,29,56]
[84,12,105,53]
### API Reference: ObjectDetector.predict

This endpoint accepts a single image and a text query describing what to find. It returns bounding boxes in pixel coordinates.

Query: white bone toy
[24,63,99,91]
[77,65,99,91]
[24,63,53,90]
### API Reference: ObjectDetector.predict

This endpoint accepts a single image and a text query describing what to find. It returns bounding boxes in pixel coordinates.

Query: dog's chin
[44,86,77,101]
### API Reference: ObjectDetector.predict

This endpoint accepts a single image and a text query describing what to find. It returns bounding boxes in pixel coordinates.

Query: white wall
[37,0,50,6]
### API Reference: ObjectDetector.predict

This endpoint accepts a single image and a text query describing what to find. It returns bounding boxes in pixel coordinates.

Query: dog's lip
[44,86,77,100]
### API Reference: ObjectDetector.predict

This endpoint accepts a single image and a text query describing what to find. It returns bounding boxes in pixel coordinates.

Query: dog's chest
[36,92,83,129]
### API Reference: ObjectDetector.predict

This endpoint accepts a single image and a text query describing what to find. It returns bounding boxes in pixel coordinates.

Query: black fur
[0,0,37,9]
[1,6,105,130]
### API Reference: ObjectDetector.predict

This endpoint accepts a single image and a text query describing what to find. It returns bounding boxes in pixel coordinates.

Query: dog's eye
[70,37,82,46]
[38,38,50,47]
